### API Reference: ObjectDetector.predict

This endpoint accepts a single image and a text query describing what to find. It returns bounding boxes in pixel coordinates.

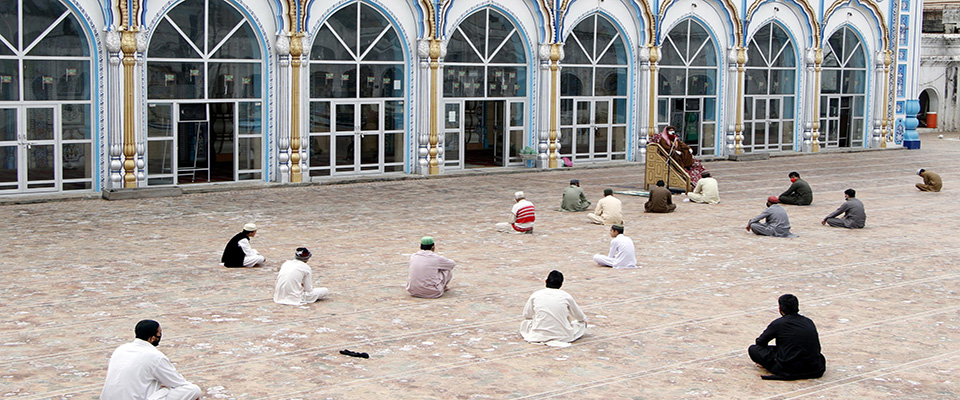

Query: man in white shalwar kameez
[101,320,201,400]
[520,270,587,345]
[593,224,637,268]
[274,247,328,305]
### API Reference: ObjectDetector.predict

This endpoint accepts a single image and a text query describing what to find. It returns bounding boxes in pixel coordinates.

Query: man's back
[922,171,943,190]
[220,231,247,267]
[645,186,674,213]
[694,177,720,203]
[520,288,586,343]
[756,314,825,377]
[101,340,191,399]
[608,234,637,268]
[840,198,866,228]
[512,199,536,230]
[561,185,589,211]
[407,250,456,298]
[595,196,623,224]
[274,260,312,305]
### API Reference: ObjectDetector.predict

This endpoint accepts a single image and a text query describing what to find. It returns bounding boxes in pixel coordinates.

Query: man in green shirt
[779,172,813,205]
[560,179,591,212]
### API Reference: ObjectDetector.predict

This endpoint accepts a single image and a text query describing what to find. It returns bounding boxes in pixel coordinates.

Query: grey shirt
[749,204,794,237]
[824,198,866,228]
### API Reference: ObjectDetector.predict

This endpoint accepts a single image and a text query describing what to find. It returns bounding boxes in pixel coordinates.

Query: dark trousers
[748,344,778,373]
[778,195,810,205]
[748,344,826,379]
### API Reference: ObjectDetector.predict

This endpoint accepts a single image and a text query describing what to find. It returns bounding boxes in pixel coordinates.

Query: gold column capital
[648,45,659,64]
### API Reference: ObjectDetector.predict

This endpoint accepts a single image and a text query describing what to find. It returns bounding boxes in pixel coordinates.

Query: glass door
[0,108,17,191]
[443,101,463,169]
[0,106,59,193]
[331,101,383,174]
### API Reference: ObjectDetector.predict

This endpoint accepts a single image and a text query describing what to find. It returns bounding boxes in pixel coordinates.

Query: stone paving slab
[2,132,959,399]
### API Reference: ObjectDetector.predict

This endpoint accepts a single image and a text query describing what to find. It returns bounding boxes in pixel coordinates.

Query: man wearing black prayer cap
[560,179,591,212]
[274,247,328,305]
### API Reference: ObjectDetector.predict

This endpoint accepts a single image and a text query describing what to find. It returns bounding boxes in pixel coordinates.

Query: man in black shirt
[748,294,826,380]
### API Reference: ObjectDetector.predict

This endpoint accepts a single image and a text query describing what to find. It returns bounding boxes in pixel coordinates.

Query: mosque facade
[0,0,924,195]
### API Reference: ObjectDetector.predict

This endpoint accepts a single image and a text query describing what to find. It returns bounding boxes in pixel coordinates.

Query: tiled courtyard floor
[2,132,959,399]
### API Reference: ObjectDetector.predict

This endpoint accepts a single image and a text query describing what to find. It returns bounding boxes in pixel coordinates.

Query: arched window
[658,19,718,156]
[0,0,94,192]
[820,26,867,148]
[145,0,264,185]
[560,14,629,161]
[441,8,528,168]
[308,1,405,176]
[744,22,797,152]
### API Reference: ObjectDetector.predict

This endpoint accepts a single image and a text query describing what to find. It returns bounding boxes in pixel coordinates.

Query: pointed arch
[561,0,654,45]
[745,0,819,48]
[822,0,888,51]
[657,0,740,46]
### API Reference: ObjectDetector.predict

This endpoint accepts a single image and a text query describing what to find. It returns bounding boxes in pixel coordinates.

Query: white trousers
[687,193,707,203]
[242,254,265,267]
[147,384,202,400]
[496,222,530,233]
[303,287,329,303]
[593,254,615,267]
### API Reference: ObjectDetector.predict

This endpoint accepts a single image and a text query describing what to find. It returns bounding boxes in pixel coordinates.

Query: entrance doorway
[463,101,504,167]
[443,100,524,169]
[820,95,863,148]
[0,106,57,192]
[147,101,263,185]
[176,103,235,183]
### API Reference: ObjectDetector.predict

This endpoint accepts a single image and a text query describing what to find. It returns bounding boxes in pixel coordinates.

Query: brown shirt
[645,186,676,213]
[921,171,942,191]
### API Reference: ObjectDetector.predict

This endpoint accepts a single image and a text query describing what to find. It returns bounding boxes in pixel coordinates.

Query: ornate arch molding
[417,0,436,39]
[304,0,414,58]
[745,0,819,47]
[560,0,654,45]
[284,0,307,33]
[145,0,272,56]
[657,0,741,45]
[440,0,547,43]
[822,0,888,50]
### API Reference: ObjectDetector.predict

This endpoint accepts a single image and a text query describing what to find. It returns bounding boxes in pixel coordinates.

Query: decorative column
[428,39,441,175]
[736,47,746,155]
[416,40,430,174]
[276,34,291,182]
[547,43,561,168]
[289,34,304,182]
[637,45,651,163]
[881,50,892,148]
[811,48,823,152]
[120,28,139,187]
[647,45,659,142]
[871,50,885,148]
[104,29,123,188]
[537,43,551,167]
[135,32,148,185]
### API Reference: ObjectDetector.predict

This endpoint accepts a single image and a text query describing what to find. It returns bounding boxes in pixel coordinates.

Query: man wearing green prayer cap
[406,236,457,298]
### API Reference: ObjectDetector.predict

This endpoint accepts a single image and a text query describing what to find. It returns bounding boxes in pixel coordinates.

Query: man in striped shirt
[497,191,536,234]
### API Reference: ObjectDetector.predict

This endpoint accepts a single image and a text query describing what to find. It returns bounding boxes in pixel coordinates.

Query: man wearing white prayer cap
[496,191,536,234]
[220,223,266,268]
